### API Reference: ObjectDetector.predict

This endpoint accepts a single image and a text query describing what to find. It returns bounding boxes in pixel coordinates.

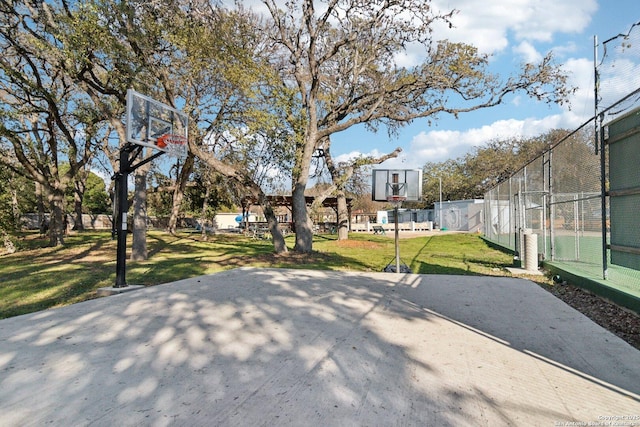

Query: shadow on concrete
[1,268,639,425]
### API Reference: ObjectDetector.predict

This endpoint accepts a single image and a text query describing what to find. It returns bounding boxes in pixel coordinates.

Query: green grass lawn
[0,230,517,319]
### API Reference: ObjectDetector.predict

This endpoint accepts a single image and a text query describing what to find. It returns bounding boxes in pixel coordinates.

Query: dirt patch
[246,250,335,265]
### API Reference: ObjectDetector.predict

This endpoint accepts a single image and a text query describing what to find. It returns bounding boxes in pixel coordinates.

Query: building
[434,199,484,232]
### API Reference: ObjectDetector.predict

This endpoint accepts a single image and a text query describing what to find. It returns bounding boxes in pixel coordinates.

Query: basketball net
[386,195,406,208]
[157,134,188,160]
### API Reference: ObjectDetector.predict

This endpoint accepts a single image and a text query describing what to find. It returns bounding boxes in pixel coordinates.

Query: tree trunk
[168,153,195,234]
[35,181,45,228]
[2,230,16,254]
[72,179,86,231]
[200,185,211,241]
[47,189,65,246]
[291,128,317,253]
[131,167,148,261]
[292,183,313,253]
[336,190,349,240]
[259,193,287,254]
[11,189,20,224]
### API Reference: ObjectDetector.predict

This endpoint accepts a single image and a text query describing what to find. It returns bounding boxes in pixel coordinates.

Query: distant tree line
[420,128,594,207]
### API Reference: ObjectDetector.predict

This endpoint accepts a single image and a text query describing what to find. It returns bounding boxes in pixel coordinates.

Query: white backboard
[126,89,188,152]
[372,169,423,202]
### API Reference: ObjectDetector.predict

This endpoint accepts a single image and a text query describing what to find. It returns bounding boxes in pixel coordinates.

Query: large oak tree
[0,0,104,246]
[258,0,573,253]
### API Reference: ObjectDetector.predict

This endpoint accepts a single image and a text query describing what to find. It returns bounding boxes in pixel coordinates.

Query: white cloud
[386,112,588,169]
[393,43,428,68]
[431,0,597,54]
[334,150,372,165]
[512,96,522,107]
[562,57,595,116]
[551,41,579,58]
[513,41,543,63]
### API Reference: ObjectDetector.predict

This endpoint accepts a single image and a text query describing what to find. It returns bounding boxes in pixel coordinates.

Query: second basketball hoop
[386,194,407,207]
[371,169,422,203]
[371,168,422,274]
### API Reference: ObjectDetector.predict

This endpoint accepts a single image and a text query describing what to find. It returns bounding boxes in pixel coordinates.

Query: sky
[325,0,640,170]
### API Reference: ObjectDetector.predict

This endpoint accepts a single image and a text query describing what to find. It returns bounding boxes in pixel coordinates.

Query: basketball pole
[114,143,164,288]
[394,203,400,274]
[114,144,132,288]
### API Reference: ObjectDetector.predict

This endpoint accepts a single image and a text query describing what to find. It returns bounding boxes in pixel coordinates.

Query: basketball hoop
[386,195,406,207]
[157,134,188,160]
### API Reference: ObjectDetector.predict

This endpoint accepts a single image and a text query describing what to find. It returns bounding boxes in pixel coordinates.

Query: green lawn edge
[0,230,517,319]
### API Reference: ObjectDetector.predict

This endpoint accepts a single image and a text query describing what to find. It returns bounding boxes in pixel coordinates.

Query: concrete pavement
[1,268,639,426]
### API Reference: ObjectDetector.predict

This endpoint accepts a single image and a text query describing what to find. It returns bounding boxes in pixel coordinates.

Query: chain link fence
[483,130,593,266]
[484,22,640,309]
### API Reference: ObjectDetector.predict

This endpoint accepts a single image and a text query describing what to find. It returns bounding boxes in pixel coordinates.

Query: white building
[434,199,484,232]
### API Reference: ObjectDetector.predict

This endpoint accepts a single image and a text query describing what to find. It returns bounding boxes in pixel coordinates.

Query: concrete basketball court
[1,268,639,426]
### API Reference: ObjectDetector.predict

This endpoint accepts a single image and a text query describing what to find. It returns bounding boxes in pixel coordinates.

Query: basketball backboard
[125,89,188,153]
[372,169,423,202]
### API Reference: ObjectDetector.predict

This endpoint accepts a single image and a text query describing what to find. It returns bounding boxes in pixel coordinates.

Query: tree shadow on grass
[407,235,513,276]
[133,232,377,284]
[412,261,483,275]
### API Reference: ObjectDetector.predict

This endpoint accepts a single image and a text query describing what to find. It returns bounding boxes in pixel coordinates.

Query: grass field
[0,230,518,319]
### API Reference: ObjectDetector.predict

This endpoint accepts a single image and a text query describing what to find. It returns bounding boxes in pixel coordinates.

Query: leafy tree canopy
[422,129,590,205]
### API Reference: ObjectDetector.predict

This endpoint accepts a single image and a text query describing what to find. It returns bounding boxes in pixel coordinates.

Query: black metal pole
[115,145,131,288]
[599,114,608,280]
[113,143,162,288]
[394,204,400,273]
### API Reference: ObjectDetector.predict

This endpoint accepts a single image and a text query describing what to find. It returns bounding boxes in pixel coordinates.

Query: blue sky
[327,0,640,169]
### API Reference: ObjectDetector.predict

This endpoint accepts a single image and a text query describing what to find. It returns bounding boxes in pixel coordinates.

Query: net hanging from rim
[386,194,406,207]
[157,134,188,160]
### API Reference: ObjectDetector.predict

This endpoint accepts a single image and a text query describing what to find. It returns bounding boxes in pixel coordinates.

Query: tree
[158,4,296,253]
[69,168,88,231]
[0,152,37,228]
[0,0,105,246]
[0,159,26,253]
[258,0,572,253]
[182,164,236,239]
[59,162,110,228]
[56,0,184,258]
[131,162,150,260]
[189,138,289,253]
[64,168,110,217]
[461,136,550,196]
[422,160,466,206]
[313,137,401,240]
[421,130,573,205]
[1,0,186,250]
[32,0,206,255]
[82,172,111,214]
